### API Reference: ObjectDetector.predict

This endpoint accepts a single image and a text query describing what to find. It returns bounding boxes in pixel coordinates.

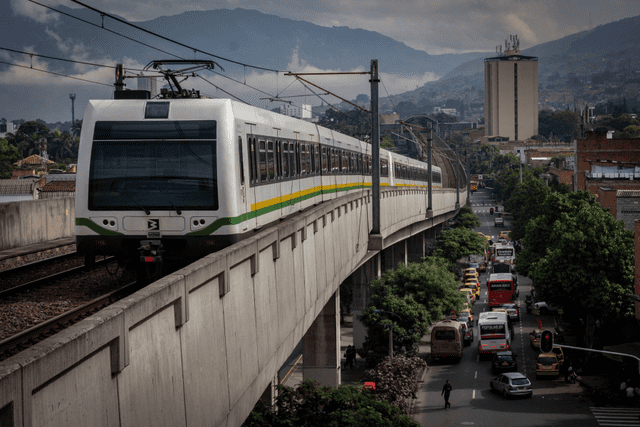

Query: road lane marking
[472,389,476,399]
[475,371,478,379]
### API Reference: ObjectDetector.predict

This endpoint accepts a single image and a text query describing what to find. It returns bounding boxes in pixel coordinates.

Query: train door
[281,137,299,217]
[245,126,259,230]
[236,130,249,232]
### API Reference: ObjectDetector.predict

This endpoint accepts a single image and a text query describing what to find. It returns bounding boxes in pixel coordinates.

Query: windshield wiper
[169,202,182,215]
[120,191,151,215]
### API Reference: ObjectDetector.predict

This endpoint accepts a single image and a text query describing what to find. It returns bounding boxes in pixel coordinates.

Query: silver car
[490,372,533,398]
[501,303,520,322]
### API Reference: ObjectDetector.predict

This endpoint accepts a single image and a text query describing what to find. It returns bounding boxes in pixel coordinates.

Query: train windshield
[88,121,218,211]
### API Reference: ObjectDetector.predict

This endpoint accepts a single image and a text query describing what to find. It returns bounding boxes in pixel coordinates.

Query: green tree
[515,191,634,346]
[538,110,580,142]
[243,380,420,427]
[504,176,551,242]
[433,227,488,263]
[380,136,395,150]
[454,206,480,229]
[15,121,49,159]
[0,138,20,179]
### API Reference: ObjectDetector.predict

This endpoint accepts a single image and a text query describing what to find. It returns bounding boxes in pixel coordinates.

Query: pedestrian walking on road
[442,380,452,409]
[344,345,356,369]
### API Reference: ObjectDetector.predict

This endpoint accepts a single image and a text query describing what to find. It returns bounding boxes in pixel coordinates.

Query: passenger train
[75,98,442,272]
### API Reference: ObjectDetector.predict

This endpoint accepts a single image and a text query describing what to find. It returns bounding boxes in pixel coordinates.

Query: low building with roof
[0,179,38,203]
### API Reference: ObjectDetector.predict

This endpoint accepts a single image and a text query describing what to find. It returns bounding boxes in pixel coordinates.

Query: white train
[75,98,442,271]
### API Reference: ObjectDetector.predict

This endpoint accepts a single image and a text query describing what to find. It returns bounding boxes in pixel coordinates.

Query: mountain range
[2,5,639,124]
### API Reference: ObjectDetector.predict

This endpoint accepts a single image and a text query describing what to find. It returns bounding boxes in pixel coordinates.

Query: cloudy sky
[16,0,640,54]
[3,0,640,123]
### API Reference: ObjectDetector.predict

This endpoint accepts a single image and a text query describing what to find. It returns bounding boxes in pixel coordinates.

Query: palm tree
[71,119,82,138]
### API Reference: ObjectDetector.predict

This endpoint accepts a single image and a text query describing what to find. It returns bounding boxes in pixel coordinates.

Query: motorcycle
[566,367,577,384]
[526,303,532,314]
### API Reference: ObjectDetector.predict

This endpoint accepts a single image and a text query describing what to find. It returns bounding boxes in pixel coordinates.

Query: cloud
[11,0,63,23]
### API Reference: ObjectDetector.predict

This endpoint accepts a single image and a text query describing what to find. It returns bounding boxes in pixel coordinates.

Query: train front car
[75,99,240,278]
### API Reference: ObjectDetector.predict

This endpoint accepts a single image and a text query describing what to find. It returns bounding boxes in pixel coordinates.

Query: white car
[494,217,504,227]
[490,372,533,398]
[533,302,560,314]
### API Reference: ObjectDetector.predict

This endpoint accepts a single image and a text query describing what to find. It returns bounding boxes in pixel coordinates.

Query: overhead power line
[26,0,185,60]
[0,46,146,72]
[69,0,285,73]
[0,59,112,87]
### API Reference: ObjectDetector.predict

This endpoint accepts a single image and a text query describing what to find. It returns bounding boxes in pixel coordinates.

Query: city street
[412,189,601,427]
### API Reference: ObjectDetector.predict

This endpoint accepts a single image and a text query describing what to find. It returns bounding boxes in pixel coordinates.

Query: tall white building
[279,104,312,119]
[484,35,538,141]
[137,77,158,98]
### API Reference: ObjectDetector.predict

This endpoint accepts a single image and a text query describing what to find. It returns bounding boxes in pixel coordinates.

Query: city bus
[478,311,511,356]
[492,244,515,265]
[430,319,464,360]
[487,273,517,307]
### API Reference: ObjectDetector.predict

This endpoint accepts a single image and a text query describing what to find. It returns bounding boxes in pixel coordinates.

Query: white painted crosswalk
[591,407,640,426]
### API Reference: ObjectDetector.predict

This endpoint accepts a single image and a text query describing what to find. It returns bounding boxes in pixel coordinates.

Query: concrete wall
[0,197,75,251]
[0,188,463,427]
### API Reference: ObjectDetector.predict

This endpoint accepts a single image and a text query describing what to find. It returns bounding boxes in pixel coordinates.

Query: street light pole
[373,309,402,359]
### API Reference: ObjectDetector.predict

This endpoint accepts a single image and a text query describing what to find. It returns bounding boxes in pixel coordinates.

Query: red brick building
[576,131,640,199]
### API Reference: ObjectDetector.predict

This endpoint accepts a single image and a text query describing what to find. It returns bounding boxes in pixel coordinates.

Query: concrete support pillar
[303,292,341,387]
[352,254,381,349]
[407,232,425,264]
[382,244,394,273]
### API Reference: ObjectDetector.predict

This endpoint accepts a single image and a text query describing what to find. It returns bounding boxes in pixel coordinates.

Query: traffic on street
[412,188,608,427]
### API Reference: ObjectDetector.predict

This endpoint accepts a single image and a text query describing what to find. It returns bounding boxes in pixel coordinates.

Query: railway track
[0,279,142,362]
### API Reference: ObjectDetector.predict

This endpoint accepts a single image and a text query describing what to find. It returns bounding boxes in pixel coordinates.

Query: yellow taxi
[460,308,474,323]
[529,328,543,349]
[499,230,511,240]
[465,279,481,296]
[464,268,479,279]
[460,283,480,299]
[460,288,476,304]
[536,352,560,378]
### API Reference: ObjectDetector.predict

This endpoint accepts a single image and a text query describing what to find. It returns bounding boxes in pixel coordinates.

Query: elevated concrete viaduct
[0,187,464,427]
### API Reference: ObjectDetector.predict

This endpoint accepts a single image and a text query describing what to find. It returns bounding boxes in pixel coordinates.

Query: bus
[487,273,517,307]
[431,319,464,360]
[478,311,511,356]
[492,244,515,265]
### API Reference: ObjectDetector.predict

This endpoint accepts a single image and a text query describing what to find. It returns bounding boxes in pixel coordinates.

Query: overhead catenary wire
[69,0,285,73]
[0,46,147,73]
[0,59,112,87]
[25,0,185,60]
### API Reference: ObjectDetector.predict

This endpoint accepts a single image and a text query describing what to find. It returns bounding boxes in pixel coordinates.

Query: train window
[238,136,245,186]
[305,144,311,175]
[321,146,328,173]
[368,156,372,175]
[381,159,389,177]
[259,140,267,182]
[341,150,348,172]
[295,143,301,176]
[315,145,320,174]
[301,144,308,175]
[283,142,290,178]
[276,140,282,178]
[268,141,275,181]
[331,149,338,173]
[310,144,316,175]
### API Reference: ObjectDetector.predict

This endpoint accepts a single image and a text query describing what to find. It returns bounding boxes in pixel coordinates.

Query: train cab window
[259,140,267,182]
[238,136,245,186]
[267,140,275,181]
[321,146,328,173]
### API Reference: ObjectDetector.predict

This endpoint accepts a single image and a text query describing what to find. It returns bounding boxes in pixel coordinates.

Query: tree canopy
[243,380,419,427]
[0,138,20,179]
[433,227,488,262]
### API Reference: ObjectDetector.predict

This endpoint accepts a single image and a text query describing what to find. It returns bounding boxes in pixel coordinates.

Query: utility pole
[371,59,380,235]
[69,93,76,126]
[426,129,433,217]
[455,145,460,208]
